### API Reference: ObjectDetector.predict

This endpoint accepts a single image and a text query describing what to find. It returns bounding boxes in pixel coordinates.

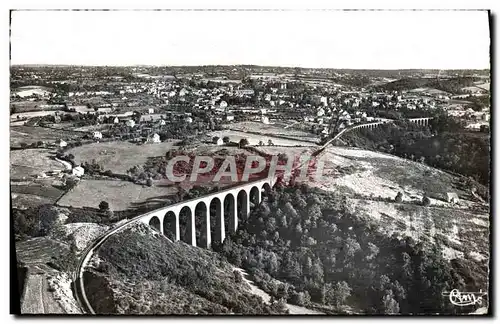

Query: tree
[65,176,78,190]
[222,136,230,144]
[268,139,274,146]
[395,192,403,203]
[382,290,400,314]
[325,281,352,307]
[239,138,250,148]
[146,178,153,187]
[99,201,110,211]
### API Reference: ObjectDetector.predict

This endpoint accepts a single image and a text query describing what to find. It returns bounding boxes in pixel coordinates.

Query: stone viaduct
[407,117,433,126]
[137,177,275,248]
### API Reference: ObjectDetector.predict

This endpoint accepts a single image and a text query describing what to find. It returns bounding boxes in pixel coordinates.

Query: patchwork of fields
[66,140,180,175]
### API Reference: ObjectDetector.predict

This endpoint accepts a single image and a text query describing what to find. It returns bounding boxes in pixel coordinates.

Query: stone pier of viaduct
[137,177,275,248]
[407,117,432,126]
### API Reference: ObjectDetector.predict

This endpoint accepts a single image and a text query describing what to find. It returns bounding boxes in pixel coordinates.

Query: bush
[99,201,110,211]
[233,270,243,283]
[422,195,431,207]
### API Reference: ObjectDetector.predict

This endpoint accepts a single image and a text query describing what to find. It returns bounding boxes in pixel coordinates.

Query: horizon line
[9,63,490,71]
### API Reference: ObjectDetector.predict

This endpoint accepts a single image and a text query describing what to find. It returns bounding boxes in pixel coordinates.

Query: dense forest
[212,185,487,314]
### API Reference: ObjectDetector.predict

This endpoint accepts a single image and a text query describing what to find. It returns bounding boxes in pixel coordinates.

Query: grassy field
[208,129,316,147]
[10,126,81,147]
[225,121,319,143]
[57,179,179,211]
[16,237,70,265]
[66,141,180,175]
[11,180,65,209]
[10,149,65,179]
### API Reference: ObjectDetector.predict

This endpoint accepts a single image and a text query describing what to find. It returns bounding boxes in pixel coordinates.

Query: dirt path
[232,267,324,315]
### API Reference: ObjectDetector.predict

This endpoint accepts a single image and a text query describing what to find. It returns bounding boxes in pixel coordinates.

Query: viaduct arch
[407,117,433,126]
[141,177,275,248]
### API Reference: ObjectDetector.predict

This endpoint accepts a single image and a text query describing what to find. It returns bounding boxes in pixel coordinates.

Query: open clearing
[308,146,489,262]
[228,121,317,138]
[57,179,179,211]
[208,129,317,147]
[66,140,180,175]
[10,126,81,147]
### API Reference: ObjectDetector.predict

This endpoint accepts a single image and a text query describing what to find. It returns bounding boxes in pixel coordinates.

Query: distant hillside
[374,77,481,94]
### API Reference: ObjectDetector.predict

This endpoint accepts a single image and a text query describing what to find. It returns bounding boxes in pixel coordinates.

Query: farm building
[72,166,85,177]
[126,119,136,127]
[212,136,224,146]
[57,139,68,148]
[148,134,161,144]
[93,131,103,140]
[446,192,460,204]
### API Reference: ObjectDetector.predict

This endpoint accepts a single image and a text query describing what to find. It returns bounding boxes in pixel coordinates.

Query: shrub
[233,270,243,283]
[99,201,110,211]
[422,195,431,207]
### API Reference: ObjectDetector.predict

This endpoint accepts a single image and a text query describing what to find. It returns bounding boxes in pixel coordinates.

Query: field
[208,129,317,147]
[10,110,66,121]
[56,179,179,211]
[225,121,319,143]
[10,126,81,147]
[16,237,70,265]
[66,140,180,175]
[10,149,66,179]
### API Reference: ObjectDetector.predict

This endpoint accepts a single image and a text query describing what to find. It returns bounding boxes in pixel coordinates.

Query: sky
[10,10,491,69]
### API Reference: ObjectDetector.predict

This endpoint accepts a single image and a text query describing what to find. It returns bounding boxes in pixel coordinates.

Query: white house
[150,133,161,143]
[148,108,155,114]
[126,119,136,127]
[262,116,270,124]
[58,139,67,148]
[158,119,166,126]
[185,117,193,123]
[72,166,85,177]
[316,108,325,117]
[226,115,235,122]
[113,117,119,124]
[320,96,328,106]
[220,101,228,109]
[212,136,223,145]
[446,192,460,204]
[93,131,103,140]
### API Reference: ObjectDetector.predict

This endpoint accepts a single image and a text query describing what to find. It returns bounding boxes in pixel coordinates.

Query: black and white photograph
[9,7,492,316]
